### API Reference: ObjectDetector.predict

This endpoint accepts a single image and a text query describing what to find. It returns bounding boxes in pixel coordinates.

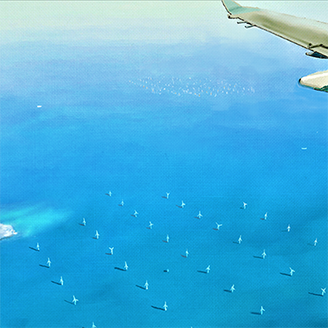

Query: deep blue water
[0,38,327,328]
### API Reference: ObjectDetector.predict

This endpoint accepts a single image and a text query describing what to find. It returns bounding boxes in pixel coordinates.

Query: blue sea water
[0,37,327,328]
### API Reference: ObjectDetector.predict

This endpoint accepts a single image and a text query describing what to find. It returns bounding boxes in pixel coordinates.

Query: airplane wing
[221,0,328,93]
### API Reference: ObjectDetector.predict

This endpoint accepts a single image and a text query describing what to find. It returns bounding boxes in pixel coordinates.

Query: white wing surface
[221,0,328,92]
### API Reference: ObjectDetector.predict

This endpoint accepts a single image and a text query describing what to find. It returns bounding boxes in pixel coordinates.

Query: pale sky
[0,1,327,44]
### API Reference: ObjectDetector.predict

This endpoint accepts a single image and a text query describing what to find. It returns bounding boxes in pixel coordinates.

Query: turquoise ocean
[1,30,327,328]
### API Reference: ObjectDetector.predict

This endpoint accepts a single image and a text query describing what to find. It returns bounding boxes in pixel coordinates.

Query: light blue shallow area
[0,38,327,328]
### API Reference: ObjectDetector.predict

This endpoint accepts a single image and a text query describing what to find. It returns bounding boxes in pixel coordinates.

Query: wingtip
[221,0,260,16]
[221,0,241,15]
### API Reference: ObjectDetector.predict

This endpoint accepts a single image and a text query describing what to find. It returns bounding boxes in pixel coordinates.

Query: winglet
[221,0,242,15]
[221,0,260,16]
